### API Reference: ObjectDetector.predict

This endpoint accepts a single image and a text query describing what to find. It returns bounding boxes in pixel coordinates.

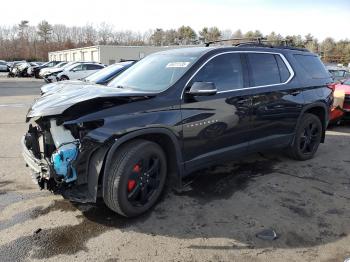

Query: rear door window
[87,64,103,70]
[192,53,244,92]
[294,54,329,79]
[246,53,281,86]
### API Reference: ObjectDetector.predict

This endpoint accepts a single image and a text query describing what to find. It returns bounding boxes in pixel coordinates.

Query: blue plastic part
[51,144,78,183]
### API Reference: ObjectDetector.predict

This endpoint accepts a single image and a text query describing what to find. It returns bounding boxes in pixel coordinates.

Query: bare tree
[199,27,221,42]
[150,28,165,46]
[98,22,113,45]
[177,26,196,45]
[82,24,97,45]
[0,22,349,65]
[232,29,243,38]
[37,20,53,43]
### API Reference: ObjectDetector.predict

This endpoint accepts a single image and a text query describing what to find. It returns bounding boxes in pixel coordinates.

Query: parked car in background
[41,62,78,82]
[18,62,40,77]
[31,61,62,78]
[39,61,68,78]
[41,61,136,94]
[27,62,60,76]
[8,61,30,77]
[56,62,105,81]
[0,60,8,72]
[7,61,26,77]
[23,45,333,217]
[7,60,25,68]
[329,78,350,123]
[328,66,350,82]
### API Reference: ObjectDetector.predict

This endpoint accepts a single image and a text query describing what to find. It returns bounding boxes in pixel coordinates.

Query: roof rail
[205,37,266,47]
[205,37,310,52]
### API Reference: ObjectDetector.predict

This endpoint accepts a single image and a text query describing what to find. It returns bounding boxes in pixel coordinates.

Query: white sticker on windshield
[166,62,190,68]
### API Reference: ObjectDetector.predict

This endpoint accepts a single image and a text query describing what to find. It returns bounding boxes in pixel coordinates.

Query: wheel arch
[97,128,184,199]
[298,103,328,143]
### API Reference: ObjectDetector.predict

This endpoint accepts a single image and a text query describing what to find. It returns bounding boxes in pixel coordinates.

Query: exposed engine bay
[24,119,79,190]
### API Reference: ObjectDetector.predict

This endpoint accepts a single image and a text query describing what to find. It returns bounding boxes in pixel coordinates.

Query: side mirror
[187,82,217,96]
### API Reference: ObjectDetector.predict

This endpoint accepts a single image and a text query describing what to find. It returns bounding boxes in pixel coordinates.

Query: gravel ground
[1,79,350,262]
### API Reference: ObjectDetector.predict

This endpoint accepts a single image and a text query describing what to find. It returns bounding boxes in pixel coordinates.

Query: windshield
[344,78,350,85]
[85,63,128,83]
[56,62,67,68]
[62,62,78,71]
[330,70,346,77]
[108,53,198,92]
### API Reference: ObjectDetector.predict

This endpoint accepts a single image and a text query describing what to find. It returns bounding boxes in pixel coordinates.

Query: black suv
[22,46,333,217]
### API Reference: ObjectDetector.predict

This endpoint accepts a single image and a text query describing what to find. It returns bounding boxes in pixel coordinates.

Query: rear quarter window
[294,54,330,79]
[247,53,281,86]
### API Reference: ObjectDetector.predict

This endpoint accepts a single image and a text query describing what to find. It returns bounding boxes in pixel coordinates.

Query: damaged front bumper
[21,135,51,187]
[21,120,105,203]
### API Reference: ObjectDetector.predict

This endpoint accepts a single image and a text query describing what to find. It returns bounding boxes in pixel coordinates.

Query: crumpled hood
[27,83,156,120]
[42,67,63,76]
[41,80,84,94]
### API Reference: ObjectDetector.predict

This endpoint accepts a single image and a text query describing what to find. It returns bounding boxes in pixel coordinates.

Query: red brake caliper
[128,164,140,192]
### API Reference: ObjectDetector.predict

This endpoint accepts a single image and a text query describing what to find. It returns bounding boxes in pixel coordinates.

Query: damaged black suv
[23,45,333,217]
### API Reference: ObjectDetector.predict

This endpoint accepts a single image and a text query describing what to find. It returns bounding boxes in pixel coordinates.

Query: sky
[1,0,349,40]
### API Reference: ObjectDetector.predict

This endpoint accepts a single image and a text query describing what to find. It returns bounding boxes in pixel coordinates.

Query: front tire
[289,113,322,161]
[103,139,167,217]
[60,75,69,81]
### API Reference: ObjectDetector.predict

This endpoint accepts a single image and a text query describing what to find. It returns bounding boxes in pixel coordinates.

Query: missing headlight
[65,120,104,139]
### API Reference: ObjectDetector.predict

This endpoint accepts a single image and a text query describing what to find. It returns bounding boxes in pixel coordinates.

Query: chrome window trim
[181,51,295,98]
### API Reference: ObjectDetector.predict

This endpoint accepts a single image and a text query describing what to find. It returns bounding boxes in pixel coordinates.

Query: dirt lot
[1,79,350,262]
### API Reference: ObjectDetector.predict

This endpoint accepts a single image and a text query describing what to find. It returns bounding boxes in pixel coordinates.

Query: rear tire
[288,113,322,161]
[103,139,167,217]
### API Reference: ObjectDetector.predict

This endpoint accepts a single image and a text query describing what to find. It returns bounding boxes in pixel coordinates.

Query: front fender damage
[23,84,156,202]
[22,116,110,203]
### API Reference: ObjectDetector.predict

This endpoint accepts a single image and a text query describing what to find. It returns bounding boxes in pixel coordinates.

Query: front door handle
[290,90,302,96]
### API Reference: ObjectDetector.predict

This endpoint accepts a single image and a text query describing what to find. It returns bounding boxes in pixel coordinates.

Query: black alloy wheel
[103,139,167,217]
[289,113,322,160]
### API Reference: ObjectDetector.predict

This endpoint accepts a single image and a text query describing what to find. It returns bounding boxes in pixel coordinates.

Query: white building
[48,45,185,65]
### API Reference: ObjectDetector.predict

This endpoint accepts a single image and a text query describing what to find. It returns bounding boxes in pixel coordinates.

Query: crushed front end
[22,118,80,190]
[22,83,154,203]
[22,117,106,203]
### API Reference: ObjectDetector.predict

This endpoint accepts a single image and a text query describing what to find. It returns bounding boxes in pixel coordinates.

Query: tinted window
[294,54,329,79]
[87,64,103,70]
[275,55,291,82]
[192,53,243,91]
[247,53,280,86]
